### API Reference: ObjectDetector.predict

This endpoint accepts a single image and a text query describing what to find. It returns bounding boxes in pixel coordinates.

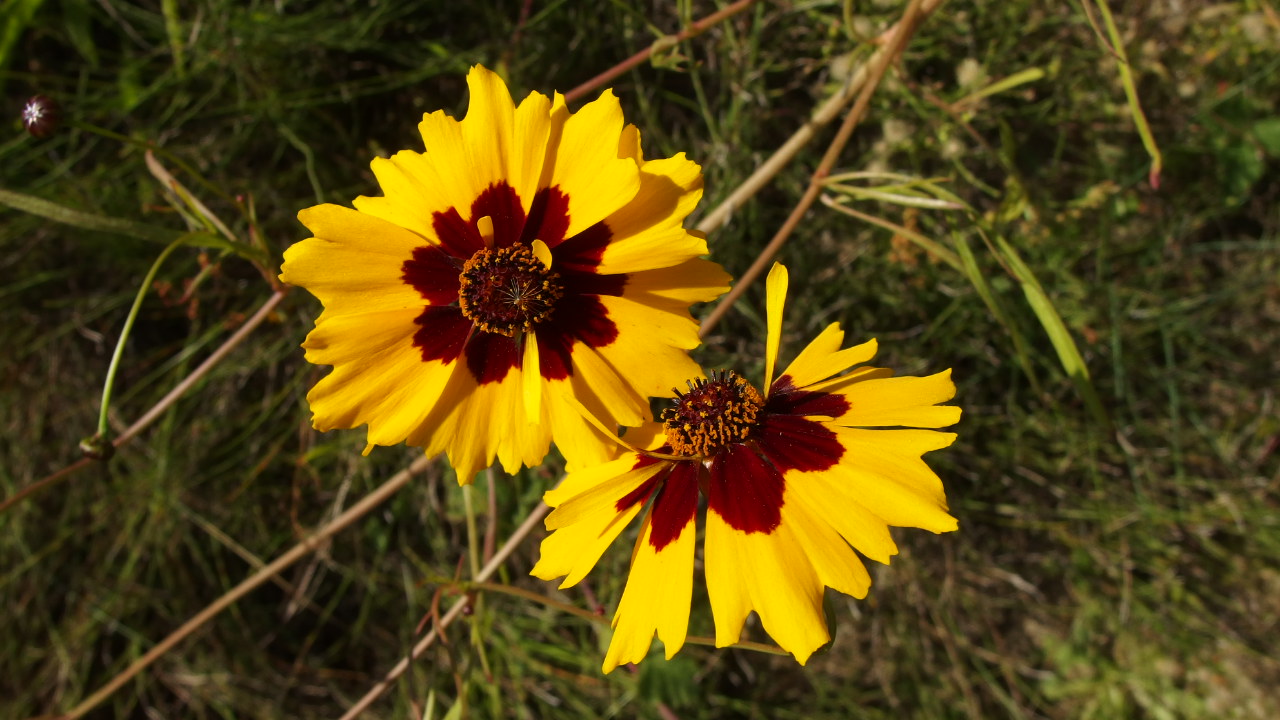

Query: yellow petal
[603,508,696,672]
[781,497,871,600]
[532,501,645,588]
[410,365,550,483]
[834,370,961,428]
[543,452,648,508]
[350,153,443,241]
[418,107,486,217]
[544,462,664,530]
[533,462,656,587]
[549,89,641,238]
[522,337,541,424]
[617,260,731,315]
[303,310,458,448]
[512,90,554,212]
[764,263,788,393]
[531,238,552,269]
[788,470,899,565]
[780,335,878,392]
[543,377,627,473]
[281,238,423,316]
[597,153,705,273]
[805,365,894,394]
[476,215,495,247]
[461,65,515,198]
[830,428,959,532]
[704,508,831,663]
[564,341,648,428]
[618,123,642,162]
[593,295,705,399]
[294,203,427,257]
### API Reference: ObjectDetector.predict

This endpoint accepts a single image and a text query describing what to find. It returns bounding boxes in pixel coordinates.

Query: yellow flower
[280,65,730,483]
[532,263,961,671]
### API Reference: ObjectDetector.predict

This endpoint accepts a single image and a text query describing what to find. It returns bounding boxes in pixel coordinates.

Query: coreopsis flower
[281,65,729,482]
[532,263,961,671]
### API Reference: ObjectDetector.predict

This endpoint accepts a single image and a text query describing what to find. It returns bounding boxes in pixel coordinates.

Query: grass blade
[994,233,1109,426]
[953,232,1041,394]
[0,187,174,243]
[1088,0,1163,188]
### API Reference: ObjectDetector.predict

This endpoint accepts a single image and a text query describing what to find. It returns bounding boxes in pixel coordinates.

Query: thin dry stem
[59,455,433,720]
[699,0,940,338]
[563,0,759,104]
[2,290,287,517]
[337,503,550,720]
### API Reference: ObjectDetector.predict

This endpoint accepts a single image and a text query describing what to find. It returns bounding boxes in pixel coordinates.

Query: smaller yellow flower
[532,263,961,671]
[280,66,729,482]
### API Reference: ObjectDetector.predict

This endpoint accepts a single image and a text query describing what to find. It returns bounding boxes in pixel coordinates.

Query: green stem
[96,236,188,438]
[462,483,482,580]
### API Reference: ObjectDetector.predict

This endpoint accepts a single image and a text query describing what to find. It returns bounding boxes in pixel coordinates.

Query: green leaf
[1252,118,1280,158]
[61,0,98,66]
[0,0,49,92]
[954,233,1041,393]
[0,187,174,243]
[995,235,1108,426]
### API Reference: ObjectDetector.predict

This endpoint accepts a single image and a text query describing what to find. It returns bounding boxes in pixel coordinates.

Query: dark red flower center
[619,373,855,551]
[660,370,764,457]
[398,181,626,386]
[458,243,563,337]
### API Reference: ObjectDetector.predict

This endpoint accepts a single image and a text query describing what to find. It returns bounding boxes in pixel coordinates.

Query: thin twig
[1,290,287,517]
[336,503,550,720]
[698,0,939,338]
[694,0,946,236]
[58,455,433,720]
[563,0,759,104]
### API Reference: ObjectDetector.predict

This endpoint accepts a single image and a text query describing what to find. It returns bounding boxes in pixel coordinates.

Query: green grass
[3,1,1279,718]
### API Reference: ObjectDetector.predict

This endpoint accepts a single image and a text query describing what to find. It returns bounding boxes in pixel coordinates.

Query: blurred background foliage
[2,0,1278,718]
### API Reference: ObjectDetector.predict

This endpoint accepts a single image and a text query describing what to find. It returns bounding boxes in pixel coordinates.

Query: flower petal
[511,90,554,211]
[787,469,900,565]
[544,461,665,531]
[303,310,459,448]
[461,65,516,197]
[563,340,648,428]
[532,459,661,588]
[781,496,871,600]
[592,295,705,399]
[833,370,961,428]
[283,206,428,315]
[409,365,549,483]
[704,507,831,664]
[620,260,731,316]
[603,496,697,672]
[597,153,706,274]
[543,377,623,472]
[828,428,960,532]
[780,330,878,391]
[764,263,788,393]
[352,153,442,241]
[549,89,641,239]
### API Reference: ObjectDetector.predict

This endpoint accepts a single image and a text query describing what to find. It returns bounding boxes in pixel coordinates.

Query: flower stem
[462,483,482,580]
[96,235,188,439]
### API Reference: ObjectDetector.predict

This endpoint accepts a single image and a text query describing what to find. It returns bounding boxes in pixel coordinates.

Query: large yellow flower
[280,65,729,482]
[532,263,961,672]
